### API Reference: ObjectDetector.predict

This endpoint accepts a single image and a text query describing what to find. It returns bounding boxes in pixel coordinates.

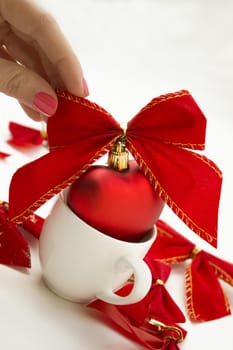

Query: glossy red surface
[67,160,164,242]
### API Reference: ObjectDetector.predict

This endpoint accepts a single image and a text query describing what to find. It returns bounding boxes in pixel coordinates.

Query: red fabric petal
[7,121,44,146]
[0,202,30,267]
[0,151,10,158]
[185,251,231,321]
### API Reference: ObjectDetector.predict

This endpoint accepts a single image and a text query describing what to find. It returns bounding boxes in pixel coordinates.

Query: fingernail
[33,92,57,116]
[82,77,89,96]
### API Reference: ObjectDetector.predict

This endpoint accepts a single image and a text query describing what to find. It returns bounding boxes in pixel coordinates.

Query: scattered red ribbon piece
[89,298,187,350]
[0,151,10,158]
[8,89,222,248]
[7,121,45,147]
[0,201,44,267]
[148,220,233,322]
[0,201,30,267]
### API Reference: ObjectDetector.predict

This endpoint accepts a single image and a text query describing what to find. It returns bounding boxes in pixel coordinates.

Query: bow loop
[127,90,206,149]
[47,90,122,149]
[151,220,233,321]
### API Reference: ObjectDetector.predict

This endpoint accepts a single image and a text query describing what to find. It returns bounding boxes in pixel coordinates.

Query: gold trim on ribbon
[127,139,218,245]
[185,264,200,321]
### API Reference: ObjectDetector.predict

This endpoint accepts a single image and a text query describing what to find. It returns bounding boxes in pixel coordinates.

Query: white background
[0,0,233,349]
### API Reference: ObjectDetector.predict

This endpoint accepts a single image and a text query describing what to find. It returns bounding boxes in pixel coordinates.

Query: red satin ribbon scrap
[8,89,222,250]
[148,220,233,322]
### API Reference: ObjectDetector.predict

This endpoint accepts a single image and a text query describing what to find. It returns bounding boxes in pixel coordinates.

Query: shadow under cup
[39,190,157,305]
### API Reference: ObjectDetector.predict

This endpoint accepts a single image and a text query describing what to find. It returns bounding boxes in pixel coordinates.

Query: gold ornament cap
[108,140,129,171]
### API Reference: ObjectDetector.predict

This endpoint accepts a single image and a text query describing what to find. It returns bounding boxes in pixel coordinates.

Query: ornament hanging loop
[108,131,129,171]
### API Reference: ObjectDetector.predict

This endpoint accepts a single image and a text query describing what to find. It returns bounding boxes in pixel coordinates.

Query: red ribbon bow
[148,220,233,322]
[116,258,185,325]
[9,89,222,247]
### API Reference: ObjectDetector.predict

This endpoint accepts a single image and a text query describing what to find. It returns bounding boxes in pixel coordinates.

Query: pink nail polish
[33,92,57,116]
[82,77,89,96]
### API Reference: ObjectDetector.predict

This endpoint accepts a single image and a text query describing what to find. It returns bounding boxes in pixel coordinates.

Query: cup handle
[96,256,152,305]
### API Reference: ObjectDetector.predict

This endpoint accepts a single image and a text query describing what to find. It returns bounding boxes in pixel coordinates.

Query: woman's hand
[0,0,89,120]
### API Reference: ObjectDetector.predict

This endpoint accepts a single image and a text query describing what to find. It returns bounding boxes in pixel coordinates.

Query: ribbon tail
[9,134,120,223]
[185,252,231,321]
[149,287,186,324]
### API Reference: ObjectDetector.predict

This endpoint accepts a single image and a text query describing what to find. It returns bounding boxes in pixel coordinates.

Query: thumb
[0,58,58,120]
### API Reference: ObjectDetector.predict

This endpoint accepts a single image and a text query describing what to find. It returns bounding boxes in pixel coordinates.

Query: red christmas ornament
[67,140,164,242]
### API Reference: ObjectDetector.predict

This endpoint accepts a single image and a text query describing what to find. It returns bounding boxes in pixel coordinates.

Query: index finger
[0,0,87,96]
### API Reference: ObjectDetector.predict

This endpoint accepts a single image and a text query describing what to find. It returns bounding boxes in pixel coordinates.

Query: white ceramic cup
[39,190,156,305]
